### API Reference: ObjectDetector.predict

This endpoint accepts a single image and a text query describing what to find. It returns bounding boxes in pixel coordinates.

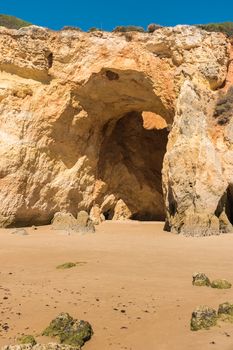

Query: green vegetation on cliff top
[0,14,233,37]
[0,14,31,29]
[197,22,233,36]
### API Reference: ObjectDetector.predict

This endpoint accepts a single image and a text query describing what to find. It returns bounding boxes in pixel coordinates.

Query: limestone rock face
[0,24,232,235]
[163,81,233,235]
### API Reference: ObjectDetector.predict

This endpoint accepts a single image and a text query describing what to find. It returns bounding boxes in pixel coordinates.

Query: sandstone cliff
[0,24,232,235]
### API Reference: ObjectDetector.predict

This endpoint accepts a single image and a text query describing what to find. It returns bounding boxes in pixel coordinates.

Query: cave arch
[97,111,169,221]
[75,67,174,223]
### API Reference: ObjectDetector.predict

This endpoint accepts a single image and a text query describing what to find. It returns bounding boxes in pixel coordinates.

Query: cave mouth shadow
[97,111,169,222]
[226,184,233,224]
[130,212,164,221]
[215,183,233,226]
[103,209,114,220]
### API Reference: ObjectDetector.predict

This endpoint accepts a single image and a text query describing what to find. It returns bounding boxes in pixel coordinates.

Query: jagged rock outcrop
[0,24,232,235]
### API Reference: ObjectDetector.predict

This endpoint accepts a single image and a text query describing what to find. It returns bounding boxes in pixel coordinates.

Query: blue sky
[1,0,233,31]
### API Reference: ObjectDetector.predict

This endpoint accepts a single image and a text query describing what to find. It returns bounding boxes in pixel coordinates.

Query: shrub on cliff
[61,26,82,31]
[88,27,102,32]
[214,86,233,125]
[113,25,145,33]
[0,14,31,29]
[197,22,233,37]
[147,23,162,33]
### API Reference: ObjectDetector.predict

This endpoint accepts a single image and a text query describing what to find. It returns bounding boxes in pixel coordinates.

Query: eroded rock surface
[0,24,232,234]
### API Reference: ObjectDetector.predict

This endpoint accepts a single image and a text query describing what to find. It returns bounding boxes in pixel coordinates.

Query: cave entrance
[103,209,114,220]
[97,111,169,221]
[226,184,233,224]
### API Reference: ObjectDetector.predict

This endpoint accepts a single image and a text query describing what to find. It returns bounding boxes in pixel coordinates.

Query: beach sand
[1,221,233,349]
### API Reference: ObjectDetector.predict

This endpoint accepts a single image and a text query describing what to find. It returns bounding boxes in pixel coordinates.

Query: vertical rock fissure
[226,185,233,225]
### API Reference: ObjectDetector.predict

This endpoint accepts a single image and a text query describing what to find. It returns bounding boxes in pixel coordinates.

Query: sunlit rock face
[0,24,232,235]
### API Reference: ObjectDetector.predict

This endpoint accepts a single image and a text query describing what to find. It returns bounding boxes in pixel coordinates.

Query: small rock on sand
[42,312,93,347]
[192,273,211,287]
[211,279,232,289]
[191,306,217,331]
[218,302,233,322]
[18,335,37,346]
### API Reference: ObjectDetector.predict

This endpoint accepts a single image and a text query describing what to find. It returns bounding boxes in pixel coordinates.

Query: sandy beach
[1,221,233,350]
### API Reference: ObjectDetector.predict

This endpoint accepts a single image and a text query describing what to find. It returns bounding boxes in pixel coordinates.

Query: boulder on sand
[76,211,95,233]
[192,273,211,287]
[218,302,233,322]
[211,279,232,289]
[51,211,95,233]
[190,306,217,331]
[42,312,93,348]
